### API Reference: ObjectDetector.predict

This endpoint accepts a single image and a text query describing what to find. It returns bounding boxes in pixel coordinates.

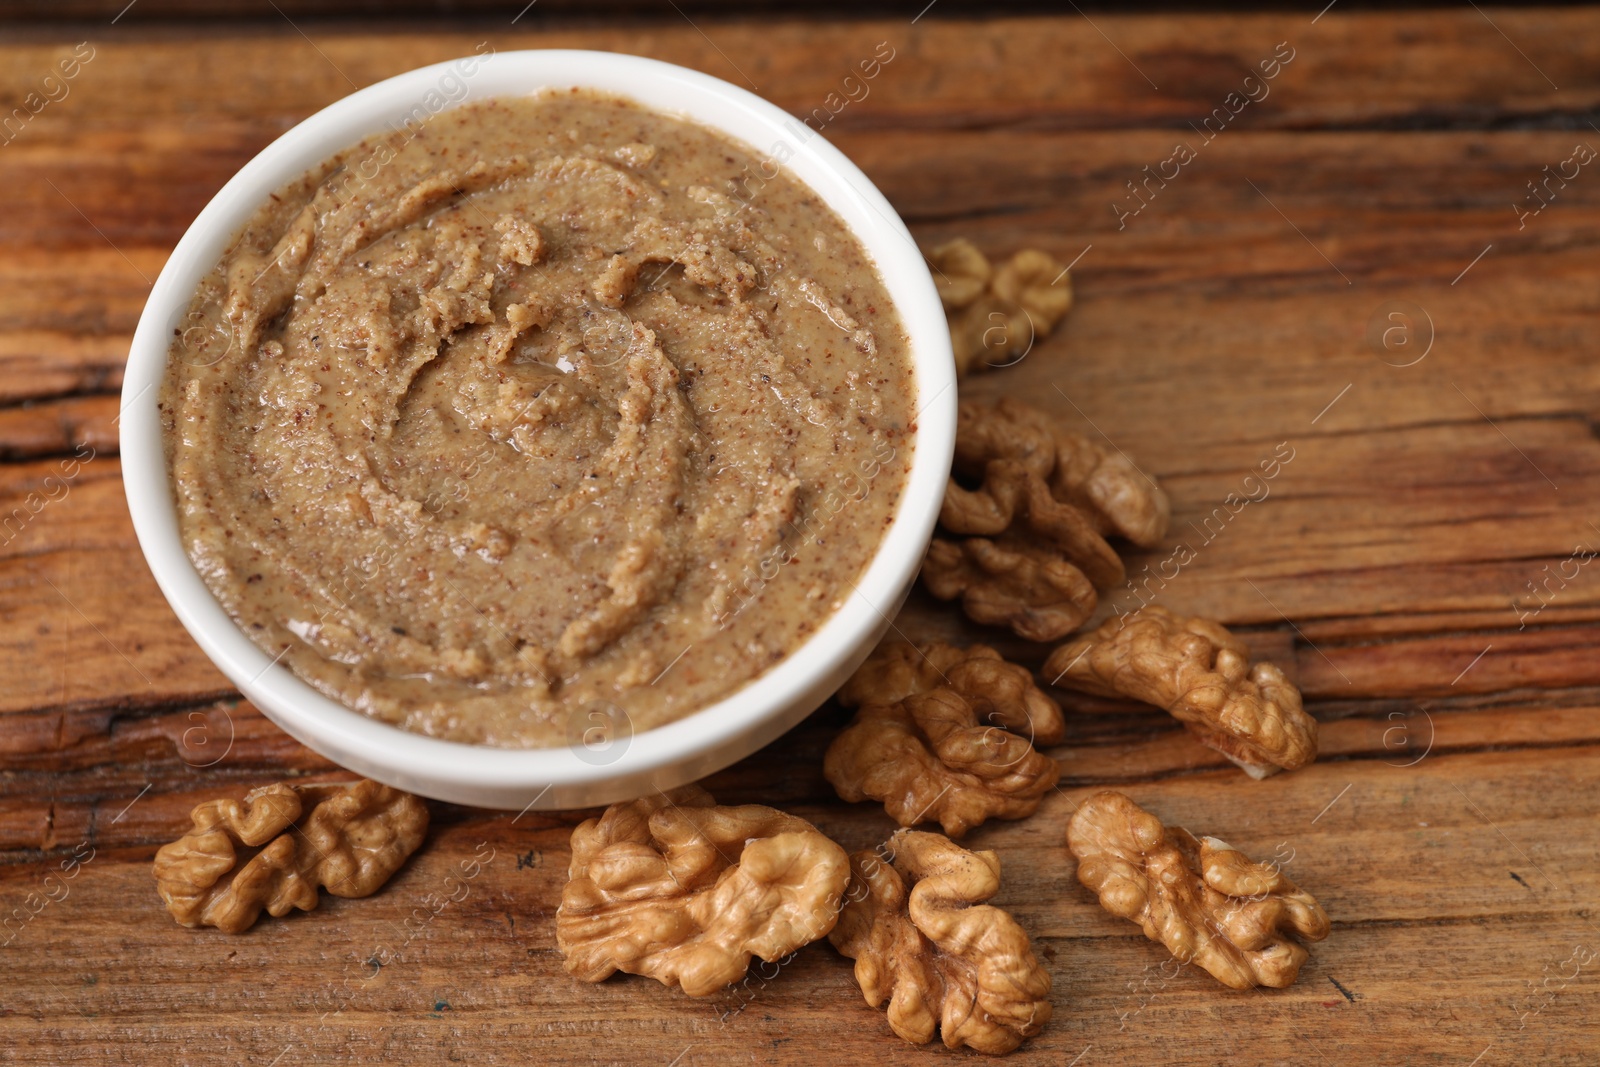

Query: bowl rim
[120,48,955,809]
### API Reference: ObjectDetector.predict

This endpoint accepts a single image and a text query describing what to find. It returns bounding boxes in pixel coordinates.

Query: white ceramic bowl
[121,50,954,811]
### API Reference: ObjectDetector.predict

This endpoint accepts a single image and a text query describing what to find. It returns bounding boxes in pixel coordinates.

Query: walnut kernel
[837,640,1065,745]
[152,779,429,934]
[991,249,1073,335]
[1045,606,1317,778]
[922,536,1097,643]
[924,397,1169,640]
[556,785,849,996]
[1067,791,1329,989]
[949,295,1034,377]
[830,829,1052,1053]
[925,237,992,311]
[825,691,1059,838]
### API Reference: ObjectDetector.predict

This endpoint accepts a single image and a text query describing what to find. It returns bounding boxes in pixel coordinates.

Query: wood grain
[3,8,1599,1065]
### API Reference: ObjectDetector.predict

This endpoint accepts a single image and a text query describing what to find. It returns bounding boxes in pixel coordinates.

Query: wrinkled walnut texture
[826,691,1060,839]
[1066,791,1329,989]
[991,249,1074,335]
[926,243,1074,377]
[153,779,429,933]
[925,397,1169,641]
[830,829,1052,1054]
[926,237,992,312]
[556,785,850,996]
[948,296,1032,378]
[923,536,1098,643]
[943,457,1125,588]
[951,396,1171,551]
[1045,605,1317,778]
[837,640,1065,745]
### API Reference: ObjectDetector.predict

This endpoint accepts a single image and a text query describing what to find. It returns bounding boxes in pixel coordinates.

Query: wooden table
[4,7,1599,1064]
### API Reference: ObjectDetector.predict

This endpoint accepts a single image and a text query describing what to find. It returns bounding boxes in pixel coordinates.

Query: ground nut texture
[161,91,916,746]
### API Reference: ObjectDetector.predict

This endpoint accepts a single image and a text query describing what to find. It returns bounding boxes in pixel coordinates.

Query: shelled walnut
[923,396,1170,641]
[924,241,1074,377]
[825,691,1060,838]
[926,237,992,311]
[991,249,1073,335]
[830,829,1052,1054]
[1044,605,1317,778]
[922,536,1098,643]
[943,456,1126,588]
[1066,791,1329,989]
[556,785,849,996]
[948,296,1034,377]
[950,396,1171,552]
[837,640,1065,745]
[153,778,429,934]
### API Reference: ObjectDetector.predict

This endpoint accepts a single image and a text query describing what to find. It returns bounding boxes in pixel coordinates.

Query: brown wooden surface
[4,8,1600,1065]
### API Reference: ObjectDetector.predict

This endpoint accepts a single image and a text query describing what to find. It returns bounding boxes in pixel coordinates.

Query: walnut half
[826,690,1060,839]
[926,237,992,312]
[826,641,1062,837]
[925,397,1170,642]
[830,829,1052,1054]
[556,785,849,997]
[153,779,429,934]
[924,242,1075,378]
[943,457,1125,589]
[991,249,1073,336]
[836,640,1065,745]
[923,536,1099,643]
[1066,791,1329,989]
[1045,606,1317,778]
[948,396,1171,555]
